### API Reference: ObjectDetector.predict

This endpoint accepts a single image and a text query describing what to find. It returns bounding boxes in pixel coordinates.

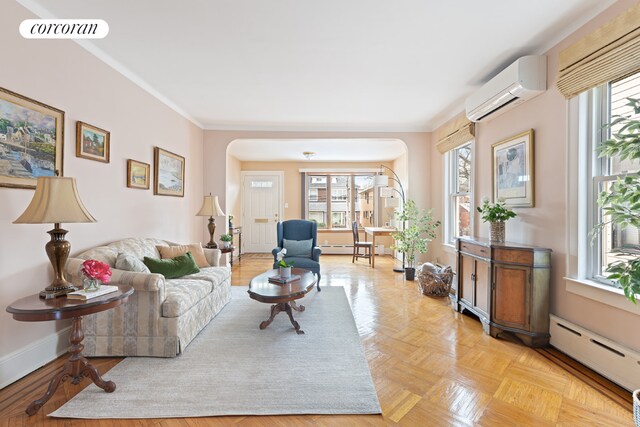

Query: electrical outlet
[324,240,328,245]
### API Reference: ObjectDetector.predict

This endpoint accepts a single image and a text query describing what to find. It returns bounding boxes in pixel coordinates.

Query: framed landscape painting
[127,159,150,189]
[492,129,534,207]
[76,121,110,163]
[0,87,64,189]
[154,147,184,197]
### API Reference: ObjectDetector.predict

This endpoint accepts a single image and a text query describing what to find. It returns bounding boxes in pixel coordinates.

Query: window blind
[557,2,640,99]
[435,114,475,154]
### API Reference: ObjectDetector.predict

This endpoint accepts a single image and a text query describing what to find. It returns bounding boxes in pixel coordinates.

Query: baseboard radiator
[319,244,385,255]
[549,314,640,391]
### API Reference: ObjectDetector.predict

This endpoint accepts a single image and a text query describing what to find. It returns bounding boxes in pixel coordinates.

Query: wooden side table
[220,246,236,266]
[6,285,134,415]
[230,226,242,263]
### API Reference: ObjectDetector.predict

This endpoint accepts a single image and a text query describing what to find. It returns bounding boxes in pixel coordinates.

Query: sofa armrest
[110,269,165,293]
[66,257,165,294]
[312,246,322,261]
[204,248,221,267]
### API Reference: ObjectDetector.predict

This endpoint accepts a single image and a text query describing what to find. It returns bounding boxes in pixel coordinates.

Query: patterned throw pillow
[283,238,313,258]
[157,243,209,268]
[115,253,150,273]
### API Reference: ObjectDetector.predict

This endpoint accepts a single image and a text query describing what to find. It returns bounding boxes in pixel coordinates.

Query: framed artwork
[492,129,534,207]
[154,147,185,197]
[0,87,64,189]
[76,121,110,163]
[127,159,150,189]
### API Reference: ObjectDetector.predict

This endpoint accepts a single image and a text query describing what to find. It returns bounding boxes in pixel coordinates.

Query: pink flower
[81,259,112,283]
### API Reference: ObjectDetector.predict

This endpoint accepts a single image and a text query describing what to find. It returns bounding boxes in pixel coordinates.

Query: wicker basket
[634,389,640,427]
[417,265,454,297]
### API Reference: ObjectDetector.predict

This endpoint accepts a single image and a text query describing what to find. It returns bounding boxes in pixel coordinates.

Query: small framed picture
[76,121,110,163]
[492,129,534,207]
[127,159,150,189]
[154,147,185,197]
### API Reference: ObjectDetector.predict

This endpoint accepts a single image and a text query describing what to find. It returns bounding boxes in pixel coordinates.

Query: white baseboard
[549,314,640,391]
[0,326,71,389]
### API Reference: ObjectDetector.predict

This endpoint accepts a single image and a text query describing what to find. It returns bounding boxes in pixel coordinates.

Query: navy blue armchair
[272,220,322,291]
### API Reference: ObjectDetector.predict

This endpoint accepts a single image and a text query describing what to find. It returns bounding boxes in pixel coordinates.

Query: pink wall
[205,130,429,232]
[429,0,640,350]
[0,1,204,364]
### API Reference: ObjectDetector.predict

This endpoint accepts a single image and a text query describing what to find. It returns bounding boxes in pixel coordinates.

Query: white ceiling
[20,0,615,132]
[228,138,406,162]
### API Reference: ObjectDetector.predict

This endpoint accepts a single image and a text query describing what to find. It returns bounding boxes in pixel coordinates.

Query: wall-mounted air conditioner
[465,55,547,122]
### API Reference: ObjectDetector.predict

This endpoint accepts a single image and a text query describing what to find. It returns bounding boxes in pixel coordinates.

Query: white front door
[242,172,282,253]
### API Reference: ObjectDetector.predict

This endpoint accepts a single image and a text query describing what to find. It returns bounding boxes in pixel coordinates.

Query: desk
[6,285,133,415]
[364,227,395,268]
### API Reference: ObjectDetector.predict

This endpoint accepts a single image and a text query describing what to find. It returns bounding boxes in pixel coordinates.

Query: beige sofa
[65,237,231,357]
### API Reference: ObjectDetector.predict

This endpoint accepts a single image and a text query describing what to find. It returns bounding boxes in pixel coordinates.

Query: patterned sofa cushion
[187,267,231,291]
[162,278,213,318]
[76,246,119,266]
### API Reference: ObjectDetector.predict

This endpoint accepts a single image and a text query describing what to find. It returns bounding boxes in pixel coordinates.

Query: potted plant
[391,200,440,280]
[477,198,517,242]
[593,97,640,426]
[275,248,294,278]
[220,233,233,248]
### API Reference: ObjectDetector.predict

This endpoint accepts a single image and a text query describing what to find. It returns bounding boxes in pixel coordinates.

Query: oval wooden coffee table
[248,268,316,334]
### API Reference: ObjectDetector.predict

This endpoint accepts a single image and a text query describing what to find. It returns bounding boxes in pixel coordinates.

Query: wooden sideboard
[453,237,551,347]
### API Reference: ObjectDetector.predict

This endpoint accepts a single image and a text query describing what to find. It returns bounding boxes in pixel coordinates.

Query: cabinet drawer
[459,242,490,258]
[494,248,533,265]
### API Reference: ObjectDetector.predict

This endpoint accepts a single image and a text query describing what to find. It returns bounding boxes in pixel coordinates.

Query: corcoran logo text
[19,19,109,39]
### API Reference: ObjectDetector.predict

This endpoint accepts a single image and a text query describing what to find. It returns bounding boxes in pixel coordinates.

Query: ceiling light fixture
[303,151,316,160]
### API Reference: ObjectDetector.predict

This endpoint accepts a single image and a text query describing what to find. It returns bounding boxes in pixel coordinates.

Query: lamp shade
[13,176,96,224]
[196,195,225,217]
[385,196,401,208]
[373,174,389,187]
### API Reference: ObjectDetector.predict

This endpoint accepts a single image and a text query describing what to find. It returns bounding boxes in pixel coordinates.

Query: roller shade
[557,2,640,99]
[435,114,475,154]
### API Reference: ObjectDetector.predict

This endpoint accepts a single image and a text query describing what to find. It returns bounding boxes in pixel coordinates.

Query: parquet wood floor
[0,254,634,426]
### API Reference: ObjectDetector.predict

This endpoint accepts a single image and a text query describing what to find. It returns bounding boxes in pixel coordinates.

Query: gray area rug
[50,286,381,419]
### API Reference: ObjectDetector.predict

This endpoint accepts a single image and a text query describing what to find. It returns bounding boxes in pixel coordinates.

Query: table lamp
[196,193,225,248]
[13,176,97,299]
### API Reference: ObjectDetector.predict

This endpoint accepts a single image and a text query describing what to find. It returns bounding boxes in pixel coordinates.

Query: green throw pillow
[143,251,200,279]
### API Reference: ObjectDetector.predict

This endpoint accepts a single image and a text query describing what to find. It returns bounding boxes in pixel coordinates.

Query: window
[305,173,375,230]
[444,142,473,244]
[584,71,640,285]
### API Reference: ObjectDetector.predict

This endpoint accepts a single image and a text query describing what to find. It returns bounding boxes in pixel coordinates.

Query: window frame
[444,141,474,245]
[567,71,640,314]
[304,172,377,231]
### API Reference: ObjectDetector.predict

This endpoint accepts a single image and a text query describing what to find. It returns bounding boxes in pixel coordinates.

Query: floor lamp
[373,165,406,273]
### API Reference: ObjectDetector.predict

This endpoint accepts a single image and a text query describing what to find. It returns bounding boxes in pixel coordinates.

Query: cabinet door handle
[471,273,476,281]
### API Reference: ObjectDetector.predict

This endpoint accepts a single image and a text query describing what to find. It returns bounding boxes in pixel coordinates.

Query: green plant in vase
[220,233,233,248]
[391,200,440,280]
[477,198,517,243]
[593,97,640,304]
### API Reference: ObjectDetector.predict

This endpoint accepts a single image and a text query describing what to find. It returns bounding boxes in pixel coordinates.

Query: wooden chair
[352,221,373,264]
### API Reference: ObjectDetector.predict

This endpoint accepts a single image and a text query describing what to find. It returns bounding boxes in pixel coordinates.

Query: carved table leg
[260,303,284,329]
[258,302,304,334]
[284,303,304,334]
[290,300,305,312]
[25,317,115,416]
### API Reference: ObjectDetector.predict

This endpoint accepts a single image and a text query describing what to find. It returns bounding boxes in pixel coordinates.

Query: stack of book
[268,274,300,284]
[67,285,119,300]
